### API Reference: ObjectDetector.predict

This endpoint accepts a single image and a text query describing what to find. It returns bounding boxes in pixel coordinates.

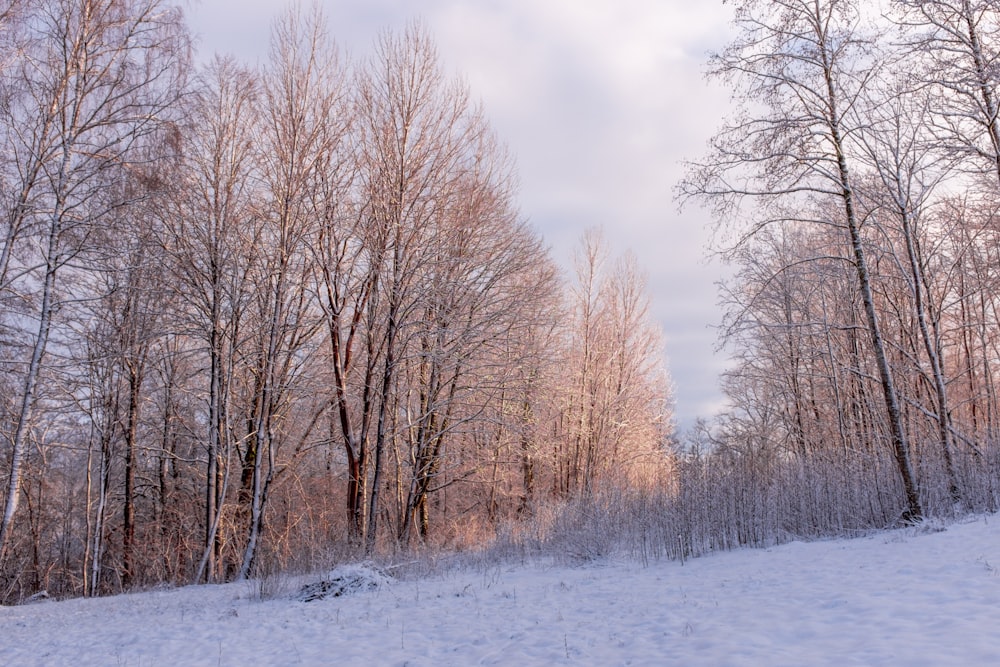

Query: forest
[5,0,1000,606]
[0,0,671,602]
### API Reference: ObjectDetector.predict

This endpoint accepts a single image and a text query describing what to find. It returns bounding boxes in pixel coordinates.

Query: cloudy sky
[186,0,735,430]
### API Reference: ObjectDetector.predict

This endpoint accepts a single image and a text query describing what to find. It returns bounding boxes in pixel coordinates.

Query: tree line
[0,1,672,601]
[681,0,1000,533]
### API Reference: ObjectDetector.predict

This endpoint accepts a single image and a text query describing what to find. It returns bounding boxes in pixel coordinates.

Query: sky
[186,0,736,430]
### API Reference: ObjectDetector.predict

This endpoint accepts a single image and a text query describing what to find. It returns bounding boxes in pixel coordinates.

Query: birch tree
[160,56,259,583]
[681,0,923,521]
[0,0,188,565]
[856,79,963,502]
[896,0,1000,181]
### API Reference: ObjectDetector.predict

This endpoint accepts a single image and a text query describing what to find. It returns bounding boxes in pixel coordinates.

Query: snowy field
[2,516,999,666]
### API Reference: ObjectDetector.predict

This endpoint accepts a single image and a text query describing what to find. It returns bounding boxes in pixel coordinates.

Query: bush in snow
[297,564,392,602]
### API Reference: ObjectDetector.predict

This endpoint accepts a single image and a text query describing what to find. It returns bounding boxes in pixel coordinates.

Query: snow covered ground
[2,516,999,666]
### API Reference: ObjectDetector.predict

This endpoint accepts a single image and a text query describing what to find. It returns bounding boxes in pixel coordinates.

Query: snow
[297,563,393,602]
[2,516,999,666]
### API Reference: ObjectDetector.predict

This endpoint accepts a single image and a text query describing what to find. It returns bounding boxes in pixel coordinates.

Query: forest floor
[2,515,999,666]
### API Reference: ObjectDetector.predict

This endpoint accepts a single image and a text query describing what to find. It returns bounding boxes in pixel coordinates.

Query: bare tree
[896,0,1000,182]
[555,229,673,498]
[354,21,476,552]
[855,77,963,502]
[236,5,337,578]
[395,138,556,544]
[158,55,260,583]
[681,0,923,521]
[0,0,189,566]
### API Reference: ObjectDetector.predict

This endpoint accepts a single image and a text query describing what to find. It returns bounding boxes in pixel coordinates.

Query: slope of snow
[2,516,999,666]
